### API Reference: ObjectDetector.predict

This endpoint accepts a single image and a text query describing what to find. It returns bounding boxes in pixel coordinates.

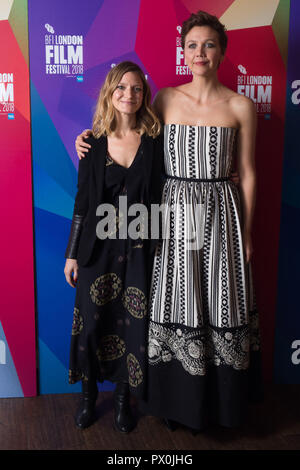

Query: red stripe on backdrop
[181,0,235,18]
[0,21,36,396]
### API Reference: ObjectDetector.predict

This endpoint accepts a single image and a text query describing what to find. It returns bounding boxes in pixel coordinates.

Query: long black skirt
[69,238,151,399]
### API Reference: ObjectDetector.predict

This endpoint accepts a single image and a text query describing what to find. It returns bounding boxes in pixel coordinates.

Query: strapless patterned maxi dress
[143,124,263,430]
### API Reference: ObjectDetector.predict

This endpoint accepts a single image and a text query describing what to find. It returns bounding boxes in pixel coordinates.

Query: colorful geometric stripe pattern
[0,0,295,396]
[29,0,291,393]
[0,0,36,397]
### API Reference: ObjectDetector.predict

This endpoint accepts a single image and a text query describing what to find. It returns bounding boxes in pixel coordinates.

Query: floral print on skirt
[69,147,152,398]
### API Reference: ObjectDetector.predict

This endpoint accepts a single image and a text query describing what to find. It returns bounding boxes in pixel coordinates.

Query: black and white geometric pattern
[148,124,260,374]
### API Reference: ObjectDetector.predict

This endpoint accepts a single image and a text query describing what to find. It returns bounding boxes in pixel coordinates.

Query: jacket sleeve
[149,132,165,252]
[72,137,93,216]
[151,131,165,204]
[65,138,93,259]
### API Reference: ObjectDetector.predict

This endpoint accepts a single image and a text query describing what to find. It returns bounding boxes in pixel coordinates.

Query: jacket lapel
[92,135,107,203]
[92,134,155,206]
[142,134,154,188]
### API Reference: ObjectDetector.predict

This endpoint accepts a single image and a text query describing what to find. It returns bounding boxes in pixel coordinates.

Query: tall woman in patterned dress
[75,11,263,432]
[64,61,163,432]
[142,10,263,432]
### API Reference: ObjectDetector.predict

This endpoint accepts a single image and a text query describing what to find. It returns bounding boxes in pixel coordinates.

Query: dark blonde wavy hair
[92,61,161,138]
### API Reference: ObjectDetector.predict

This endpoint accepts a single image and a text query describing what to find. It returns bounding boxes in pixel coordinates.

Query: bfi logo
[0,340,6,365]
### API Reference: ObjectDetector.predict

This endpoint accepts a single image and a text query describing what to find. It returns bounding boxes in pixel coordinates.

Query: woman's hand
[230,171,239,186]
[242,230,253,263]
[64,258,79,287]
[75,129,92,159]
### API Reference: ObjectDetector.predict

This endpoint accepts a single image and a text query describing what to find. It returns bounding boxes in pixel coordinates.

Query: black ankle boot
[75,378,98,429]
[113,382,136,433]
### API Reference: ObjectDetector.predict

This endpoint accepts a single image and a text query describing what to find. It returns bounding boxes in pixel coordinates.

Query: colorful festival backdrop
[0,0,298,397]
[0,0,36,397]
[273,0,300,383]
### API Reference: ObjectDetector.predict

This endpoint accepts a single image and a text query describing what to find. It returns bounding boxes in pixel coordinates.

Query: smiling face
[184,25,224,76]
[111,71,144,116]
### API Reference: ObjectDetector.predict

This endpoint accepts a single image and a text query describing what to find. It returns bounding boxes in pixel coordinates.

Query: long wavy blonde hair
[92,61,161,138]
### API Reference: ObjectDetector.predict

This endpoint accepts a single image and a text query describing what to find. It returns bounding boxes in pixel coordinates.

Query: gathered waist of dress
[165,174,231,183]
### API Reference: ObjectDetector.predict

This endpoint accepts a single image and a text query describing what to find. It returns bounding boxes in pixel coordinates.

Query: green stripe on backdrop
[8,0,29,65]
[272,0,291,67]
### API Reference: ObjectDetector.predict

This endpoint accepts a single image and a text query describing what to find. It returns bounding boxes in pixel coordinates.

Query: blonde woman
[64,61,163,432]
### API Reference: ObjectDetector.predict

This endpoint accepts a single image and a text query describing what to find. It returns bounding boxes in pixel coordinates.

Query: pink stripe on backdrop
[0,21,36,397]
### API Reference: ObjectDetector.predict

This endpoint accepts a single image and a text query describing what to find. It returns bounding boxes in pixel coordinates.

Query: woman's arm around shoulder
[75,128,93,159]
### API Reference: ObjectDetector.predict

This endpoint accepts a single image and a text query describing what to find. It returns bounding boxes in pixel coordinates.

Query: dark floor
[0,384,299,450]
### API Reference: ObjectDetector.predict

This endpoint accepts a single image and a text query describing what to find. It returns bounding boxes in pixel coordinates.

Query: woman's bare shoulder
[228,90,255,111]
[227,91,256,129]
[154,86,177,102]
[156,85,190,109]
[153,87,179,119]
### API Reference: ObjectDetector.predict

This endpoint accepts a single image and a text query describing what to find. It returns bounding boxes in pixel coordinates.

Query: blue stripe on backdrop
[273,0,300,384]
[34,207,75,371]
[274,204,300,383]
[0,322,24,398]
[30,81,78,200]
[33,161,75,219]
[38,338,81,394]
[39,338,114,394]
[35,206,115,393]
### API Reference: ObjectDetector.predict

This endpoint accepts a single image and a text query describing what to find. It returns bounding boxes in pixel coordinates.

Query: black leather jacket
[65,132,164,266]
